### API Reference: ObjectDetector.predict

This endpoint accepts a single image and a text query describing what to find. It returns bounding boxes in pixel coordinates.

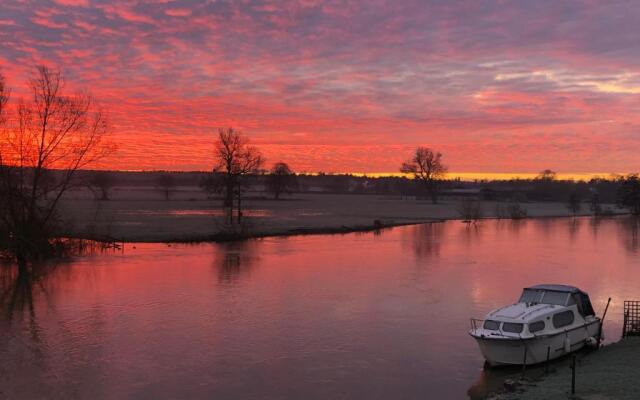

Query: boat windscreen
[541,291,569,306]
[519,289,543,303]
[519,289,570,306]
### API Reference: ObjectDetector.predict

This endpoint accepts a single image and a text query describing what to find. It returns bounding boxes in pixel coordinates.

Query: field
[56,186,622,242]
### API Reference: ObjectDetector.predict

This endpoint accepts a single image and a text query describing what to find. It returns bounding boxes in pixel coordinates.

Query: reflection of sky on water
[1,216,639,399]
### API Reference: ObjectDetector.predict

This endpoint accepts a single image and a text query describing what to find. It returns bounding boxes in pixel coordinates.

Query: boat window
[552,310,575,328]
[519,289,543,303]
[577,293,596,317]
[483,320,500,330]
[529,321,545,333]
[541,291,569,306]
[502,322,524,333]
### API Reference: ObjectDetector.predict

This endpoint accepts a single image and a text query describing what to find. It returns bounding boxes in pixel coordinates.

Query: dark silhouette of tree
[537,169,557,181]
[267,162,297,199]
[400,147,447,203]
[212,128,263,223]
[0,66,114,277]
[567,191,582,216]
[155,173,176,200]
[590,189,602,216]
[617,174,640,215]
[88,171,116,201]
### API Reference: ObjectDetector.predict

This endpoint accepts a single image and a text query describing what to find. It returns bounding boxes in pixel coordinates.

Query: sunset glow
[1,1,639,175]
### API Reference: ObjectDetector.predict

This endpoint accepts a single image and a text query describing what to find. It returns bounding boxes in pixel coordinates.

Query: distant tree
[590,189,602,216]
[457,198,483,222]
[567,191,582,216]
[88,172,116,201]
[267,162,297,199]
[0,66,113,276]
[537,169,557,181]
[212,128,264,223]
[617,174,640,215]
[155,173,176,200]
[400,147,448,203]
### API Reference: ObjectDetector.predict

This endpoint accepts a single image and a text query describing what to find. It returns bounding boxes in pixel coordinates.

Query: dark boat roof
[525,284,586,294]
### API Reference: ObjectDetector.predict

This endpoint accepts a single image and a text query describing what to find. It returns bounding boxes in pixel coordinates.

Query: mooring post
[597,297,612,349]
[545,346,550,374]
[570,355,576,394]
[521,346,527,379]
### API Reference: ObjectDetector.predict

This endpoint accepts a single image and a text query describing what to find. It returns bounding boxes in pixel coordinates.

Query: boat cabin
[519,284,595,317]
[473,284,597,339]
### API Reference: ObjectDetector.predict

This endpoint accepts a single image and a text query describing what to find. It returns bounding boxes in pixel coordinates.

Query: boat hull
[472,320,601,366]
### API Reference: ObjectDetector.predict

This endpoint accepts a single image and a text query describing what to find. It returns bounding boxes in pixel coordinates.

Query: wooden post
[570,355,576,394]
[521,346,527,379]
[597,297,612,349]
[545,346,550,374]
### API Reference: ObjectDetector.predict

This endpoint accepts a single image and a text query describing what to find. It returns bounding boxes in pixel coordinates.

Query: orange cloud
[1,0,639,174]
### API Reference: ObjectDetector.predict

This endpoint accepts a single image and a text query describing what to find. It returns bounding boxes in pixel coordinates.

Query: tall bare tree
[212,128,263,223]
[267,162,297,199]
[0,66,114,276]
[400,147,447,203]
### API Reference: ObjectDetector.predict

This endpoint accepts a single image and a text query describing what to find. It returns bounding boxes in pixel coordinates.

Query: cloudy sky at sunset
[1,0,639,175]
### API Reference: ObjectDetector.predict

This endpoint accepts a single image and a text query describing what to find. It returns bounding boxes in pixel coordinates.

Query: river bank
[491,337,640,399]
[56,190,625,242]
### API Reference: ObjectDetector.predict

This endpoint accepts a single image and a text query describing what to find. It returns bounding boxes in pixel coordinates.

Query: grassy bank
[491,338,640,399]
[56,190,624,242]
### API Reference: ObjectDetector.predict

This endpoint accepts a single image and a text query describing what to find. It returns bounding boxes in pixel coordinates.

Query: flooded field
[1,217,639,399]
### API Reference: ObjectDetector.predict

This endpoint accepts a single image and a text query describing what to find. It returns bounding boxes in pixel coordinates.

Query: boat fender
[564,336,571,353]
[585,337,598,348]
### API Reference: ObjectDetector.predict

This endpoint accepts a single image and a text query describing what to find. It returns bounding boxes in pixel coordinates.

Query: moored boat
[469,284,602,366]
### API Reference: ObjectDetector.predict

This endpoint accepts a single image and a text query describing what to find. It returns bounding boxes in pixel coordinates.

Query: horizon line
[86,169,631,181]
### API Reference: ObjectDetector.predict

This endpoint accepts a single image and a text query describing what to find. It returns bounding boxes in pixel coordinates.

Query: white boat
[469,284,602,366]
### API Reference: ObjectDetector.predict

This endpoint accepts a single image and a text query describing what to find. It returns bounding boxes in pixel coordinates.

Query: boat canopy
[519,284,595,317]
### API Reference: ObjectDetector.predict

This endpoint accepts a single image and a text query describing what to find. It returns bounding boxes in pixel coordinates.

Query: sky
[1,0,640,175]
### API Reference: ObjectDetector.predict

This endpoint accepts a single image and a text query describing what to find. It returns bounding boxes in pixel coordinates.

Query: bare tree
[155,173,176,200]
[537,169,557,181]
[457,198,483,223]
[590,189,602,216]
[400,147,447,204]
[267,162,297,199]
[617,174,640,215]
[212,128,263,224]
[0,66,113,276]
[567,191,582,216]
[88,171,116,201]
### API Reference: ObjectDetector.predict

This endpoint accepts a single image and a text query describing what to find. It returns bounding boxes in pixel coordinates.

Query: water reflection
[1,262,59,322]
[617,217,640,253]
[567,217,581,242]
[214,241,260,284]
[1,217,640,399]
[405,222,444,258]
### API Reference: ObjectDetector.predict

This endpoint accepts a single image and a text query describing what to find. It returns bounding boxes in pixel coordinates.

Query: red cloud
[2,1,640,174]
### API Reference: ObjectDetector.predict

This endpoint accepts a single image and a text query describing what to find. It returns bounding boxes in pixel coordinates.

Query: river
[1,217,639,399]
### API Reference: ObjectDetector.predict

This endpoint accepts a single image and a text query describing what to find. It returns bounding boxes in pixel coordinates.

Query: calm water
[2,217,640,399]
